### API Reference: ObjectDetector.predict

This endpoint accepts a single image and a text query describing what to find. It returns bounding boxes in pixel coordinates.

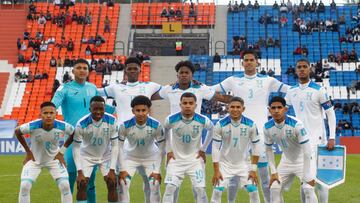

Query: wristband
[59,146,67,155]
[251,164,258,171]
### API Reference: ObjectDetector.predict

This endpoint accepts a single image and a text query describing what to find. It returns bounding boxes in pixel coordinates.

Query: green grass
[1,155,359,203]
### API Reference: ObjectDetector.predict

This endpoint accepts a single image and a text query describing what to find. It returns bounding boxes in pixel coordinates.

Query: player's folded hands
[106,169,117,186]
[248,171,258,185]
[54,152,66,167]
[149,173,162,185]
[23,151,35,165]
[196,150,206,163]
[76,171,87,188]
[269,173,280,188]
[212,170,223,186]
[119,171,130,185]
[166,152,175,165]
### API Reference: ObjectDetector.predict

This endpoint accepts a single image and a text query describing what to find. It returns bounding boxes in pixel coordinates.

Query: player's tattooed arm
[15,127,35,165]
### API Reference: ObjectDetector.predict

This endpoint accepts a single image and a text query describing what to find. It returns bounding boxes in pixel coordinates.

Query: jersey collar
[244,73,257,79]
[172,81,193,90]
[126,81,140,86]
[299,81,311,90]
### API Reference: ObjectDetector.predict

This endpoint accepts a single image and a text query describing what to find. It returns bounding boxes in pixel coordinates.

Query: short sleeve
[110,123,119,140]
[156,124,165,143]
[118,124,126,141]
[250,123,260,143]
[73,123,83,143]
[200,85,216,100]
[64,123,75,136]
[319,87,333,111]
[295,122,309,145]
[19,123,31,135]
[269,77,287,93]
[150,82,162,94]
[204,117,214,131]
[284,91,292,106]
[159,85,170,100]
[51,85,66,109]
[98,85,115,98]
[163,116,171,130]
[212,122,222,142]
[263,126,273,146]
[214,77,232,93]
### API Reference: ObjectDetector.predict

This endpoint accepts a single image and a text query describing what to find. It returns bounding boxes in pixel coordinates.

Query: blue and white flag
[316,145,346,189]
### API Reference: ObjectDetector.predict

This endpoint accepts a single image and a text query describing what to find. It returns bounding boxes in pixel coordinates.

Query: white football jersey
[159,82,215,114]
[263,116,310,163]
[285,81,333,146]
[119,116,165,159]
[19,119,74,164]
[98,81,161,124]
[213,115,260,172]
[164,112,213,161]
[212,74,288,135]
[74,113,118,160]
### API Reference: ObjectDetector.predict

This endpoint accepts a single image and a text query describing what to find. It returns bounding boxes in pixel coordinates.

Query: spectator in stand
[27,71,34,82]
[85,45,92,55]
[349,49,358,62]
[253,0,259,9]
[257,37,265,47]
[328,53,336,62]
[239,0,246,11]
[30,51,38,63]
[330,0,336,10]
[62,71,71,83]
[79,13,86,24]
[45,10,52,21]
[50,56,57,67]
[24,30,30,40]
[67,38,74,51]
[34,71,43,79]
[38,15,47,25]
[317,0,325,12]
[232,1,239,12]
[15,70,22,82]
[286,0,292,11]
[63,56,72,67]
[267,37,274,47]
[340,35,347,43]
[53,0,61,6]
[104,16,111,33]
[273,0,279,9]
[260,68,266,75]
[20,41,27,51]
[286,65,295,76]
[189,7,196,20]
[280,15,288,27]
[338,14,345,24]
[213,53,221,63]
[29,3,36,14]
[175,7,182,20]
[301,46,308,56]
[279,2,288,13]
[246,0,253,9]
[72,11,78,22]
[40,41,48,51]
[227,0,233,12]
[169,7,175,18]
[136,52,144,63]
[267,69,275,77]
[17,38,21,50]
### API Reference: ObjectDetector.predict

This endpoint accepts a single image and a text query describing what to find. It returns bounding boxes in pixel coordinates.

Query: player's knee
[270,181,282,190]
[301,182,315,196]
[245,184,258,193]
[57,179,71,194]
[20,180,32,195]
[164,183,177,194]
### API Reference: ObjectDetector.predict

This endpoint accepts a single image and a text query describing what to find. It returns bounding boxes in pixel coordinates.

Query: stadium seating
[131,3,215,26]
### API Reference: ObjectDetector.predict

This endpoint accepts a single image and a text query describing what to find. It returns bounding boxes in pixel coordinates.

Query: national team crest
[316,145,346,189]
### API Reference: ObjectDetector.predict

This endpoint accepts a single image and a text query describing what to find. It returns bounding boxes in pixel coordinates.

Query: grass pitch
[1,155,359,203]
